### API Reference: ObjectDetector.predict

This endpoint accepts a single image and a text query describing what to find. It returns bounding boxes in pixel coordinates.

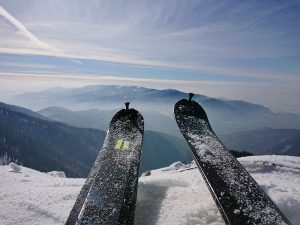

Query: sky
[0,0,299,113]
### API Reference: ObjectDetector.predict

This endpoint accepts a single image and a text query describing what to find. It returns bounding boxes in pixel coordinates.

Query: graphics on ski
[174,94,291,225]
[65,102,144,225]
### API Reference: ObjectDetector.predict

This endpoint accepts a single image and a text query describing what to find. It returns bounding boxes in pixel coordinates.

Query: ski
[65,103,144,225]
[174,94,291,225]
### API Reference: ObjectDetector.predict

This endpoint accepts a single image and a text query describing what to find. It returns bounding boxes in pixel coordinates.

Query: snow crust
[47,171,66,178]
[0,155,299,225]
[9,162,22,173]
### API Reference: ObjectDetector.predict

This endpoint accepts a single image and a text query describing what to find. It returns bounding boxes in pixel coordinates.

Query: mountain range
[221,127,300,156]
[11,85,300,135]
[37,106,180,136]
[0,102,191,177]
[0,102,105,177]
[1,85,299,177]
[36,104,300,157]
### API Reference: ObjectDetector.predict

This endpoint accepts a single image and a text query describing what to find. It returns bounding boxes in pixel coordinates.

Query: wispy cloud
[1,1,299,74]
[0,5,61,53]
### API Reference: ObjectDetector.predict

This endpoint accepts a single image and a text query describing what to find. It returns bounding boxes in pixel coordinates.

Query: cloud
[0,1,299,80]
[0,5,61,53]
[0,71,254,86]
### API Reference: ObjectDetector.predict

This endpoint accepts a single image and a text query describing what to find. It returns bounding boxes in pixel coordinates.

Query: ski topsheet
[174,96,291,225]
[65,104,144,225]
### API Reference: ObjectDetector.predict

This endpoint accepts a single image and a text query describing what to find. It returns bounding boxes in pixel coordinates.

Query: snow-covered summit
[0,155,299,225]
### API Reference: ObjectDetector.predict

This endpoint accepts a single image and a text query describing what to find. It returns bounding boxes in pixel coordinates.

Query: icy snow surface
[0,155,299,225]
[9,162,22,173]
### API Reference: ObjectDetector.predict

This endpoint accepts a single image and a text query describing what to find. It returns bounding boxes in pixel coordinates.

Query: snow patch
[47,171,66,178]
[186,133,215,161]
[197,144,215,160]
[9,162,22,173]
[162,161,186,171]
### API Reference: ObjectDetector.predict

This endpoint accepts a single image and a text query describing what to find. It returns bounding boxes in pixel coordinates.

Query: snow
[161,161,186,171]
[47,171,66,178]
[187,132,217,162]
[9,162,22,173]
[0,155,300,225]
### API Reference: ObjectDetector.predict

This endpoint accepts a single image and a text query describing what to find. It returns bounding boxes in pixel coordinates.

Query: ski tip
[174,98,210,124]
[188,93,194,101]
[125,102,130,111]
[110,105,144,132]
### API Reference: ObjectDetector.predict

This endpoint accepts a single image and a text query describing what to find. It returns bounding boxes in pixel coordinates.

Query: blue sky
[0,0,299,113]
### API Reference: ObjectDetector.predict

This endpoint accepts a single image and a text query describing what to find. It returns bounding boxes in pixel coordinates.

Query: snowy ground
[0,155,299,225]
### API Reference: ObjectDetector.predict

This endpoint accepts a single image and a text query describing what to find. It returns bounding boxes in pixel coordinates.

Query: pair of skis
[66,97,291,225]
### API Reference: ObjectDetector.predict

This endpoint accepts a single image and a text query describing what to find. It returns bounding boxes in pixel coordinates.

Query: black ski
[174,94,291,225]
[65,103,144,225]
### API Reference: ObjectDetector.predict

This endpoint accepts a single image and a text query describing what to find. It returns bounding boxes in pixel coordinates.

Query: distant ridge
[0,102,105,177]
[0,102,194,176]
[11,85,300,135]
[221,127,300,156]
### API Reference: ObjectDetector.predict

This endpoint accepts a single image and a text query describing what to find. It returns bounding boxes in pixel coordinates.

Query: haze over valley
[1,85,300,177]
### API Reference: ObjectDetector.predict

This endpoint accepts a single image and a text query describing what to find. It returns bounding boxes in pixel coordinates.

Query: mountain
[11,85,300,135]
[38,106,192,170]
[140,131,191,172]
[11,86,207,111]
[38,106,111,130]
[0,102,46,120]
[0,102,192,176]
[38,106,180,135]
[221,128,300,156]
[0,102,106,177]
[36,102,300,158]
